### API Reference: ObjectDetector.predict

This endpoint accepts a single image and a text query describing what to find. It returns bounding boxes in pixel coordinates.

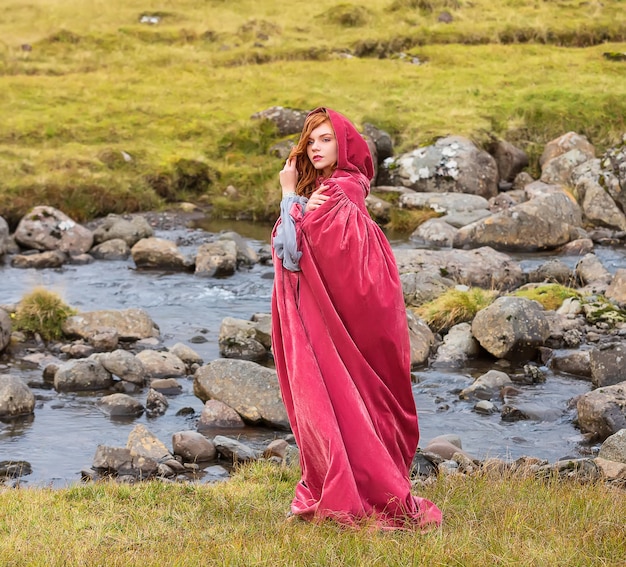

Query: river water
[1,218,624,487]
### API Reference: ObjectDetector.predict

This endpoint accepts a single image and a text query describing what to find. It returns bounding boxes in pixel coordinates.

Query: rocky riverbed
[2,126,626,488]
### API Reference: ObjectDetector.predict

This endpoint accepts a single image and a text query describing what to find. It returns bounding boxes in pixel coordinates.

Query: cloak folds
[271,108,442,530]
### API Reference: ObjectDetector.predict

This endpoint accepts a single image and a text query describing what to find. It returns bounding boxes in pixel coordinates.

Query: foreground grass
[1,461,624,566]
[1,1,626,225]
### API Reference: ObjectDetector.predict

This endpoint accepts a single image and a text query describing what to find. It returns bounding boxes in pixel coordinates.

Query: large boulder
[471,297,550,361]
[193,358,289,429]
[14,206,93,255]
[384,136,498,199]
[394,247,524,291]
[63,308,160,341]
[453,191,582,251]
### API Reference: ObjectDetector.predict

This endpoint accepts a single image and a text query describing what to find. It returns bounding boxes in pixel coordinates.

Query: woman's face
[306,121,337,177]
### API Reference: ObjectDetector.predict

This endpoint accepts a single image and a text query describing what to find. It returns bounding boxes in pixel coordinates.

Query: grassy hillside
[1,461,625,566]
[1,0,625,225]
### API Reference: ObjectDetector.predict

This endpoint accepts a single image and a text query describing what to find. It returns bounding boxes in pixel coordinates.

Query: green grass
[1,461,624,566]
[1,0,625,226]
[13,287,77,341]
[512,283,581,311]
[415,286,498,332]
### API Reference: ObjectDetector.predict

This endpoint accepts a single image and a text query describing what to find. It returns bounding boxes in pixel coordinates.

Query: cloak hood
[313,107,374,193]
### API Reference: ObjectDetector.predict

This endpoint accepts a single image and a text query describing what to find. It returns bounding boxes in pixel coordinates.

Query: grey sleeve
[273,194,308,272]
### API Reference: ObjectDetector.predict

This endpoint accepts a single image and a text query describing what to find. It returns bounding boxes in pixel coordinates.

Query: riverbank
[1,461,624,566]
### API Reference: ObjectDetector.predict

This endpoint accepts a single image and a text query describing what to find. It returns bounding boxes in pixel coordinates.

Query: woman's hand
[305,184,330,213]
[279,158,298,196]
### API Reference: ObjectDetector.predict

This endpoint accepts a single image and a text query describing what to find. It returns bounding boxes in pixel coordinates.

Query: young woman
[271,107,442,530]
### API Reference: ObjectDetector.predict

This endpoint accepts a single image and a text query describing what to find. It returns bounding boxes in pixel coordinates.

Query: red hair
[289,108,337,199]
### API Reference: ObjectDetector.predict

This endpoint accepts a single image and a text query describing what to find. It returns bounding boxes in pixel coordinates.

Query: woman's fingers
[305,185,330,212]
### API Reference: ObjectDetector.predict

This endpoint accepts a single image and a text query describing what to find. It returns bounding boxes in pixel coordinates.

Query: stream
[1,218,624,487]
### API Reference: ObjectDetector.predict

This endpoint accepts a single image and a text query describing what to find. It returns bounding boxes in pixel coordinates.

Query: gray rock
[460,369,513,401]
[197,399,245,429]
[606,269,626,305]
[194,358,289,429]
[11,250,67,269]
[14,206,93,255]
[88,328,119,352]
[149,378,183,395]
[218,231,259,266]
[146,388,169,415]
[135,349,186,379]
[432,322,480,368]
[0,216,10,256]
[573,159,626,231]
[540,132,595,168]
[394,247,524,291]
[131,237,191,271]
[169,343,203,366]
[218,317,268,362]
[172,430,217,463]
[577,382,626,441]
[251,106,308,136]
[97,349,146,385]
[0,309,11,353]
[126,424,173,462]
[540,149,594,186]
[410,218,458,247]
[407,310,435,368]
[472,297,550,361]
[63,308,160,341]
[90,238,131,260]
[0,375,35,418]
[385,136,498,199]
[454,191,582,252]
[575,253,613,286]
[488,139,529,182]
[400,271,455,307]
[92,214,154,247]
[99,393,145,417]
[213,435,257,463]
[598,428,626,464]
[195,240,237,277]
[590,342,626,388]
[54,359,113,392]
[527,259,574,285]
[549,350,592,378]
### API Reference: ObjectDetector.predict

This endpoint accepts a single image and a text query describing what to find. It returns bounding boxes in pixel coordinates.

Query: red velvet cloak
[271,108,442,529]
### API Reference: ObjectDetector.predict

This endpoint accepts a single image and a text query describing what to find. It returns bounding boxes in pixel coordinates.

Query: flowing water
[0,218,624,487]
